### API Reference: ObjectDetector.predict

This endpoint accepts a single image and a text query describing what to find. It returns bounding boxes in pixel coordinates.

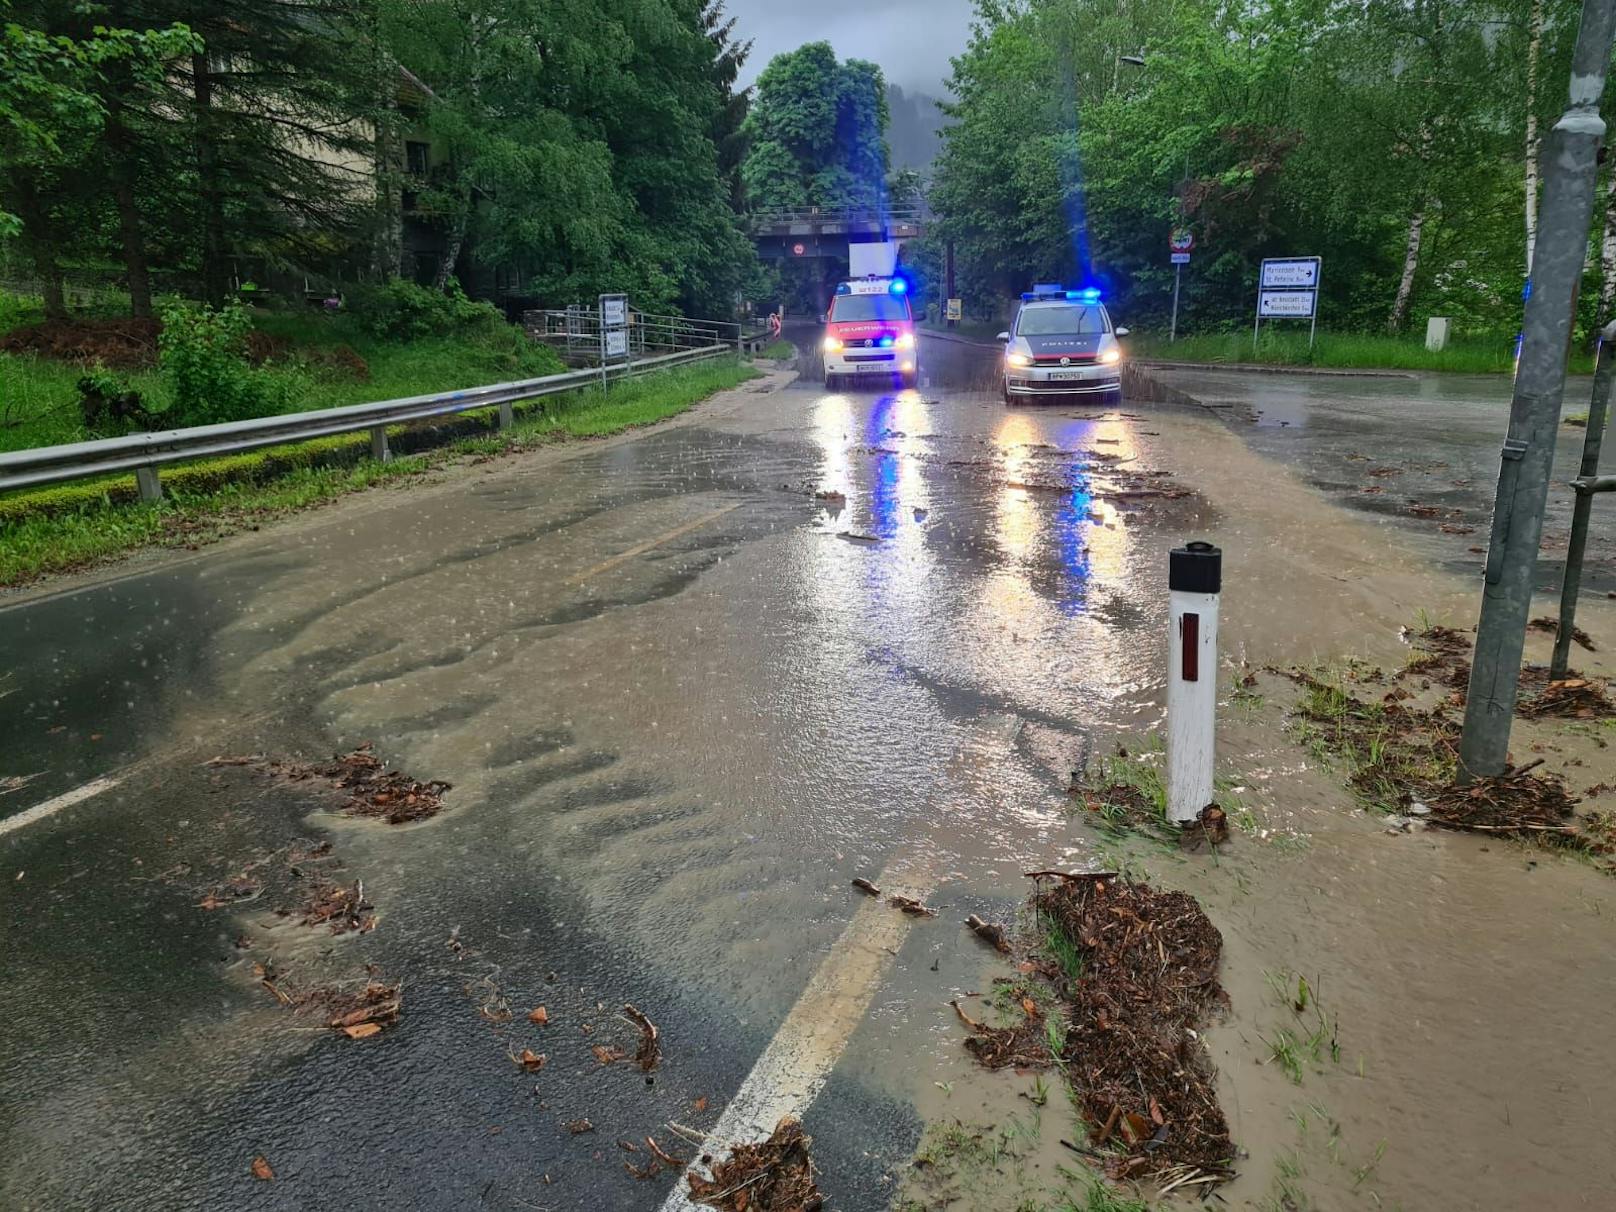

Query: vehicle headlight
[1099,347,1121,365]
[1006,351,1032,368]
[823,336,843,353]
[896,332,916,351]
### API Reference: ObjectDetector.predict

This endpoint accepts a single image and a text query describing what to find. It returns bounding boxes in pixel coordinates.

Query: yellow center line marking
[564,503,742,587]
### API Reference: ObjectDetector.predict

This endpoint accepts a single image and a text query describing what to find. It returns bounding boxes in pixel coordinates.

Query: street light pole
[1459,0,1616,778]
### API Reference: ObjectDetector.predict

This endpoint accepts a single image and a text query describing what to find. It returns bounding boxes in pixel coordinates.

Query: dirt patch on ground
[949,994,1052,1070]
[1424,762,1582,840]
[0,316,161,367]
[1030,872,1233,1181]
[212,742,451,823]
[686,1116,822,1211]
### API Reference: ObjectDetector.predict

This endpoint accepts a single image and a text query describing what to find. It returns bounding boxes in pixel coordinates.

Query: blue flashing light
[1069,288,1103,303]
[890,278,908,295]
[835,282,851,295]
[879,335,894,348]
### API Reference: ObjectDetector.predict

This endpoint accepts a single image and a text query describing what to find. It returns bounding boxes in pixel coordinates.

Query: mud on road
[5,340,1616,1210]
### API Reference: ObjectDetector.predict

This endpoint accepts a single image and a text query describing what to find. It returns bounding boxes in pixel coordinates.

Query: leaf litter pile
[952,872,1233,1187]
[1287,635,1607,858]
[210,741,451,824]
[685,1116,822,1212]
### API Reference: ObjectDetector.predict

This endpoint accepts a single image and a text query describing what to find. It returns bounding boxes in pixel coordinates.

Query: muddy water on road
[5,345,1616,1209]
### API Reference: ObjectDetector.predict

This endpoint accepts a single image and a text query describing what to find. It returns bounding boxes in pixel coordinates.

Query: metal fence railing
[747,204,928,228]
[523,307,771,361]
[0,344,732,503]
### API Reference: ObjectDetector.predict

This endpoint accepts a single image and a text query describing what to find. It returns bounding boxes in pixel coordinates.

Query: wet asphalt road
[3,339,1598,1210]
[1146,364,1616,594]
[2,331,1221,1210]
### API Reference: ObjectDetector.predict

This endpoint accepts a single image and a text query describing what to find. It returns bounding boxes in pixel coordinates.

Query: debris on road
[686,1116,823,1212]
[528,1006,549,1026]
[1425,762,1581,840]
[567,1118,595,1135]
[325,977,402,1038]
[210,742,451,825]
[511,1047,547,1072]
[298,878,376,934]
[250,1156,274,1182]
[1519,678,1616,720]
[887,893,938,917]
[1030,872,1233,1180]
[1528,616,1597,652]
[624,1004,661,1072]
[950,997,1050,1070]
[592,1044,627,1066]
[851,877,881,897]
[965,914,1011,953]
[646,1136,687,1169]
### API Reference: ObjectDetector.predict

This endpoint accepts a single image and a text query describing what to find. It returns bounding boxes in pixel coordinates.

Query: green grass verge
[758,339,795,361]
[0,306,568,453]
[1128,329,1596,375]
[0,359,759,587]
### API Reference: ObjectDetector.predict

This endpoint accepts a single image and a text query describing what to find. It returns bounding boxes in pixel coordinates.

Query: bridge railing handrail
[747,205,927,226]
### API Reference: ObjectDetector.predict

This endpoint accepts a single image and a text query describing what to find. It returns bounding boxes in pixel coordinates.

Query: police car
[822,277,918,390]
[998,286,1128,405]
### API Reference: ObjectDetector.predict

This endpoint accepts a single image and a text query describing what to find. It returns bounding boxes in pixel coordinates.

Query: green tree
[742,42,890,212]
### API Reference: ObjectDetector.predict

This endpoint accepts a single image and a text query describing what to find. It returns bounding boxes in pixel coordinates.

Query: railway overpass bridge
[749,206,927,264]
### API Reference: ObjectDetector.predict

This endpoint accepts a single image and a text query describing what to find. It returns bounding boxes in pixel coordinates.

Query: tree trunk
[432,183,471,292]
[1525,0,1544,274]
[1388,201,1427,333]
[192,52,230,305]
[371,114,403,280]
[106,100,153,318]
[14,176,67,321]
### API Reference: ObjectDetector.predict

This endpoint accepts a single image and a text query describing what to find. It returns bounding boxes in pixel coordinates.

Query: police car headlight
[1099,347,1121,365]
[1006,351,1032,368]
[823,336,843,352]
[896,332,916,351]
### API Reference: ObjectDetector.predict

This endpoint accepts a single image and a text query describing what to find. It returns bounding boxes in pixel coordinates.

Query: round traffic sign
[1169,227,1195,253]
[792,242,806,256]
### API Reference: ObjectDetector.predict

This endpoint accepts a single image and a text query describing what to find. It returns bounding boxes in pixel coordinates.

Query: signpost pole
[1459,0,1616,779]
[1171,262,1182,343]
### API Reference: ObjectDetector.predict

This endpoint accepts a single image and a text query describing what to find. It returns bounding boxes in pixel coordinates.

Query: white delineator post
[1168,541,1222,824]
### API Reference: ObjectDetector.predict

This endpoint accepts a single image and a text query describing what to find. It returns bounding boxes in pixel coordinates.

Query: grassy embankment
[0,297,759,585]
[1128,329,1598,375]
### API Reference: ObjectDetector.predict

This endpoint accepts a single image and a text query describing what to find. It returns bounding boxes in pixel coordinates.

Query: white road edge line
[657,872,930,1212]
[0,776,121,839]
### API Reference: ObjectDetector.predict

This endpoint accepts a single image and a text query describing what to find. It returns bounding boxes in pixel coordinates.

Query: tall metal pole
[1171,262,1182,342]
[1460,0,1616,778]
[1551,319,1616,677]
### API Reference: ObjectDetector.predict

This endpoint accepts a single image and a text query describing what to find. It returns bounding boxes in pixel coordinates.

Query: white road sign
[1259,290,1317,318]
[1260,259,1319,289]
[1171,252,1191,265]
[600,294,628,327]
[604,329,628,358]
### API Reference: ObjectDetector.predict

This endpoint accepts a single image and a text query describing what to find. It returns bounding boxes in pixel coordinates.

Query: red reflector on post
[1181,613,1199,681]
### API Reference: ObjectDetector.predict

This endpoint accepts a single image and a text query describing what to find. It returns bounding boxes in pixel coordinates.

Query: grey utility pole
[1460,0,1616,778]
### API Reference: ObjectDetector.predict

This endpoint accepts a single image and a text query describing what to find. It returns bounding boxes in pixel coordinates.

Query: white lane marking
[657,870,931,1212]
[0,776,121,839]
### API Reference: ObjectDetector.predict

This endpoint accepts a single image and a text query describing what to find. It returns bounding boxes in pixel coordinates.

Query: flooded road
[3,335,1615,1210]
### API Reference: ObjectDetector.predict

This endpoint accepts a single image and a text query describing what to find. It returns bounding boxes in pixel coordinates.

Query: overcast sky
[725,0,976,97]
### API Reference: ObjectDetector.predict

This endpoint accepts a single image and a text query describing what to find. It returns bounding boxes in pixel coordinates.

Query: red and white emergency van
[821,277,918,390]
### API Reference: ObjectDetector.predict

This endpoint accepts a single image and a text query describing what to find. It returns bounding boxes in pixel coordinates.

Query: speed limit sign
[1170,227,1195,254]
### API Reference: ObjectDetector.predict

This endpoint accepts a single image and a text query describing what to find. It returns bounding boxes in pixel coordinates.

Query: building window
[405,141,430,176]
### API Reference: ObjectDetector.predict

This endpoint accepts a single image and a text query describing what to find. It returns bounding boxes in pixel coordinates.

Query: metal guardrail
[0,344,732,502]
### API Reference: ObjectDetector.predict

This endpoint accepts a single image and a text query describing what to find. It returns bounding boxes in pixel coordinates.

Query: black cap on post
[1170,540,1222,594]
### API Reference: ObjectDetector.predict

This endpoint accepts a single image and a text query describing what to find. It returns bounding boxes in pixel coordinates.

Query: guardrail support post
[498,401,514,431]
[135,465,163,503]
[370,426,391,463]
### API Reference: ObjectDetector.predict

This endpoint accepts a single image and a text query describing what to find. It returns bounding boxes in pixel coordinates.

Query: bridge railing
[747,204,927,228]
